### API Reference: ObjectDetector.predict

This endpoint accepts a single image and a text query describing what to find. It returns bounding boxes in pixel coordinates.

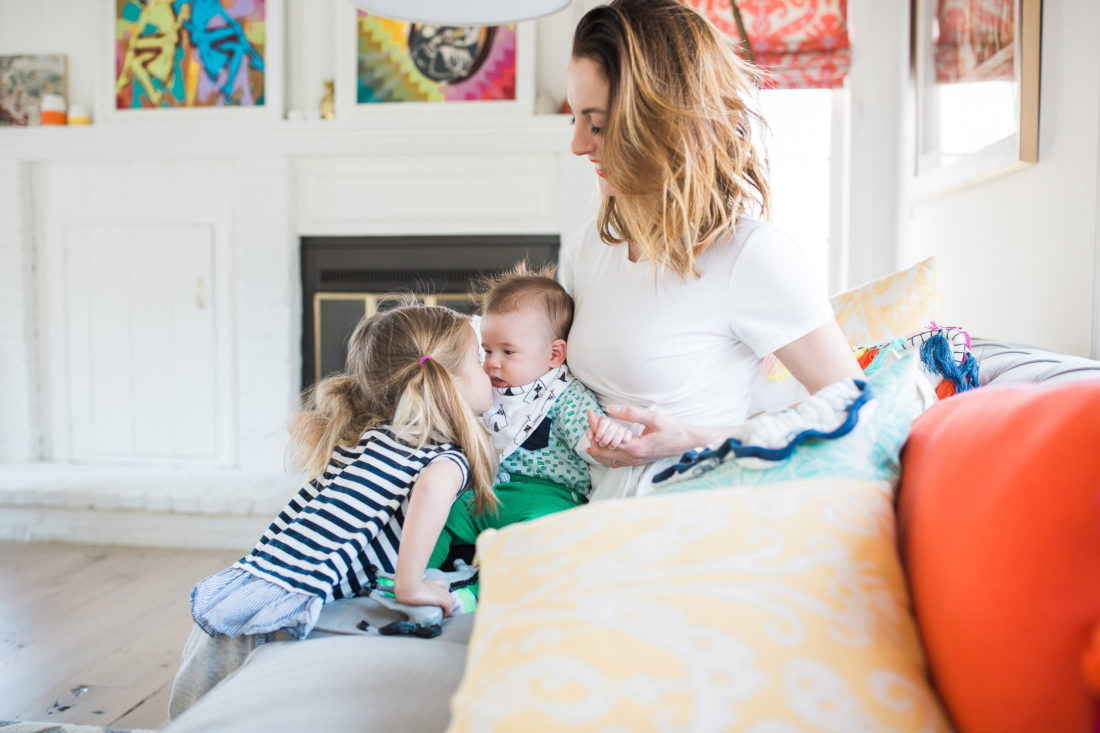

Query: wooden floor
[0,541,239,730]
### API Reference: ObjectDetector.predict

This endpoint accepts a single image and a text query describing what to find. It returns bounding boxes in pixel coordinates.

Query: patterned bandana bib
[482,365,575,461]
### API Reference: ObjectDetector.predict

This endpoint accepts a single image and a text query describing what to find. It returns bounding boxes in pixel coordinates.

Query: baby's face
[480,308,561,389]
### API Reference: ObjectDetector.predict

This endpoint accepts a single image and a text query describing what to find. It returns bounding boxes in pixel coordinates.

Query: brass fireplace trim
[312,291,476,382]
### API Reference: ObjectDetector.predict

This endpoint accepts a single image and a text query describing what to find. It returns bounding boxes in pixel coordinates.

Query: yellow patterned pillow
[447,479,951,732]
[830,257,942,347]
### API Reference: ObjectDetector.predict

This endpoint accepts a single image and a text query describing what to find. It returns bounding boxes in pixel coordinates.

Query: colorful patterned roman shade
[681,0,850,89]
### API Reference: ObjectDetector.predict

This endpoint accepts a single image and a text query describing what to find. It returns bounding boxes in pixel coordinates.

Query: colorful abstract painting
[0,55,65,126]
[356,13,516,103]
[114,0,266,109]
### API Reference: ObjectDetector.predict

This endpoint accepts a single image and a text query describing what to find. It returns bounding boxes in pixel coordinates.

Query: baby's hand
[586,408,633,451]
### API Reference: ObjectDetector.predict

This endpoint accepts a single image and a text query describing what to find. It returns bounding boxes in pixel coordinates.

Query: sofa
[157,335,1100,733]
[160,258,1099,732]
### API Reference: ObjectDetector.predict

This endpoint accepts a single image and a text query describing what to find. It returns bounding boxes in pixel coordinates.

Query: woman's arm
[392,459,462,615]
[585,321,862,467]
[773,320,863,393]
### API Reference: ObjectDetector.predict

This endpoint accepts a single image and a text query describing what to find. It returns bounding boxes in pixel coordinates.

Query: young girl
[190,304,497,642]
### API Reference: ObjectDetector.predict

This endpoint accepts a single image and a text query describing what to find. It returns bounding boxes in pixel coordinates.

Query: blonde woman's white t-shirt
[558,216,834,500]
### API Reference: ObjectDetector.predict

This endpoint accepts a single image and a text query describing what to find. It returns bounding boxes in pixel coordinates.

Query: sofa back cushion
[970,338,1100,386]
[829,256,942,347]
[898,382,1100,733]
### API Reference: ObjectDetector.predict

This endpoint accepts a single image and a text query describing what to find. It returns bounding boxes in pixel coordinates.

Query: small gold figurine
[320,79,335,120]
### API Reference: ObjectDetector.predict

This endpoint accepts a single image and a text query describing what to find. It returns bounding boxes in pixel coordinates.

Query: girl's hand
[586,406,713,468]
[393,578,455,617]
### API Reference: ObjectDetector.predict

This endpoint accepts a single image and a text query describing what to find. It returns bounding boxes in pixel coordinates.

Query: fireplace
[301,235,560,389]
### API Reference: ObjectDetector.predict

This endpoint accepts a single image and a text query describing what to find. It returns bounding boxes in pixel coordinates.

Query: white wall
[0,160,36,461]
[902,0,1100,357]
[845,0,910,290]
[0,2,99,113]
[0,2,97,461]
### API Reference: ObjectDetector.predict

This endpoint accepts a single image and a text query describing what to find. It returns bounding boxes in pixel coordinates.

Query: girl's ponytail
[290,375,371,478]
[394,358,499,514]
[448,392,499,515]
[289,313,382,478]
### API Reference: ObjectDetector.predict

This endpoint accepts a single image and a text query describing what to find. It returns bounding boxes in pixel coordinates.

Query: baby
[429,262,631,571]
[478,261,632,490]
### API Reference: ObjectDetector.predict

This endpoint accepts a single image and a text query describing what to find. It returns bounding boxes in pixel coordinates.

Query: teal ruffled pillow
[654,352,932,492]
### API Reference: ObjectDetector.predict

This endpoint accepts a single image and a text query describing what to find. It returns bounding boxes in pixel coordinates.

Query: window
[758,87,847,294]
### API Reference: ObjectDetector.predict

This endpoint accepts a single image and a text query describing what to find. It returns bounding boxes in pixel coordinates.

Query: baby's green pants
[428,475,587,589]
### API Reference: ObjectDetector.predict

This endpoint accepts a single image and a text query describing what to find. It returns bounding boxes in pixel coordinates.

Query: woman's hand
[393,578,455,617]
[587,409,633,451]
[586,406,718,468]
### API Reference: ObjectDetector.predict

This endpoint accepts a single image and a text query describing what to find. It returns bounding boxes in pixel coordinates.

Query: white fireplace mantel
[0,114,576,162]
[0,111,598,548]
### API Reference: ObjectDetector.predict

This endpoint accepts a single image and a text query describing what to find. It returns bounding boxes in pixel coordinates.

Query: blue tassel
[959,350,979,390]
[919,332,979,393]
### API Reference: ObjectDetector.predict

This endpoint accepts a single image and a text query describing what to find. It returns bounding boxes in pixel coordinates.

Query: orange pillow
[898,383,1100,733]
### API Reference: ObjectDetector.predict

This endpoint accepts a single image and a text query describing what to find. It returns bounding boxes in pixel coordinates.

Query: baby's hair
[289,302,498,515]
[474,261,573,340]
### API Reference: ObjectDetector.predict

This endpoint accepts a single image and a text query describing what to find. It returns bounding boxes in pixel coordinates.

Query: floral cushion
[447,476,952,732]
[830,257,942,347]
[749,258,943,416]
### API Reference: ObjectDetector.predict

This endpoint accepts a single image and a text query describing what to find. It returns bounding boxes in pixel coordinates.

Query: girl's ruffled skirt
[191,566,322,640]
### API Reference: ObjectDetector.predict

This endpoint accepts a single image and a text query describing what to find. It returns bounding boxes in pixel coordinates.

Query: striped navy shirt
[235,427,469,602]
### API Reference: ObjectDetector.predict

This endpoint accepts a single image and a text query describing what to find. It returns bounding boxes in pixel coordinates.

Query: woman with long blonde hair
[562,0,863,498]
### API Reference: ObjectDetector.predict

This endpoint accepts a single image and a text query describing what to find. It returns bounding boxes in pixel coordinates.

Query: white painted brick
[22,488,67,507]
[115,488,148,511]
[142,489,173,513]
[0,505,276,550]
[61,488,105,510]
[197,490,231,515]
[0,487,41,506]
[223,492,257,516]
[169,490,203,514]
[232,158,298,473]
[0,159,36,462]
[87,490,121,510]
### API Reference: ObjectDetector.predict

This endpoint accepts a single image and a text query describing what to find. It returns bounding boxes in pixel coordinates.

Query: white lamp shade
[346,0,573,25]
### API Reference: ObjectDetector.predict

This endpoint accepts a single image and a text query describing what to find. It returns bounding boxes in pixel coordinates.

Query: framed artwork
[103,0,283,120]
[334,3,534,119]
[912,0,1041,197]
[0,54,66,126]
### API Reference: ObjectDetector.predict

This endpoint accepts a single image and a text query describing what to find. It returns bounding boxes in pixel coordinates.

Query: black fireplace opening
[301,235,560,390]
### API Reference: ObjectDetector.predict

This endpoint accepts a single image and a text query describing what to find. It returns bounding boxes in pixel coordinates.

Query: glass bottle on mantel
[320,80,335,120]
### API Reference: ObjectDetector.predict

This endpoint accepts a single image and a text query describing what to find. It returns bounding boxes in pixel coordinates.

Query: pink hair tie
[418,355,433,367]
